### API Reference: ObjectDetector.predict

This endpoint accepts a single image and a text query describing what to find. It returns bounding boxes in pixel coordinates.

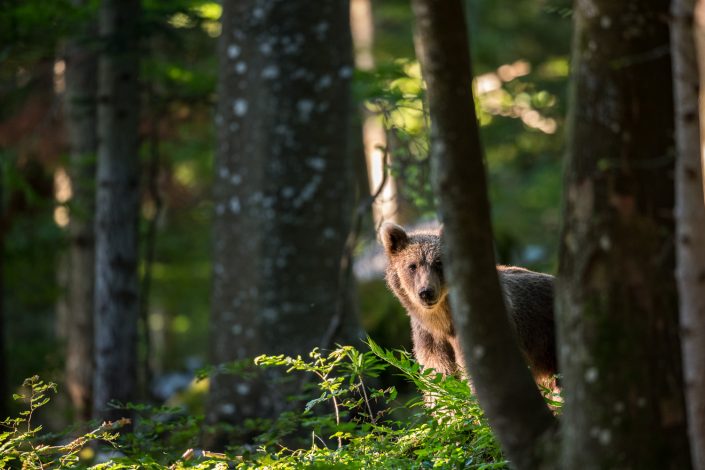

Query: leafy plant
[0,376,124,468]
[0,342,526,468]
[221,340,507,469]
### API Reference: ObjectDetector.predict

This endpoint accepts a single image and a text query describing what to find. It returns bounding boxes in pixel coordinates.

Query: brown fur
[380,223,557,386]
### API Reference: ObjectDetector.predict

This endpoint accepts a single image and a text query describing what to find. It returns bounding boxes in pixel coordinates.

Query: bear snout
[418,288,438,306]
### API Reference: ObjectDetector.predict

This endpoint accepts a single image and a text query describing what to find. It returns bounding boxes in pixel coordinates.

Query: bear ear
[380,222,409,254]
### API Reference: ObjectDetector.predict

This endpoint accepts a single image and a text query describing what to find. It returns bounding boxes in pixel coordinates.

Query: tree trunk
[350,0,398,226]
[411,1,557,468]
[93,0,141,424]
[672,0,705,467]
[0,164,6,419]
[64,0,97,421]
[206,0,357,448]
[558,0,692,467]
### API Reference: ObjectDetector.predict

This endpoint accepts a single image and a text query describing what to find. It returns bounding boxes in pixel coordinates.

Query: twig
[312,431,329,449]
[358,376,376,424]
[32,418,130,455]
[331,394,343,449]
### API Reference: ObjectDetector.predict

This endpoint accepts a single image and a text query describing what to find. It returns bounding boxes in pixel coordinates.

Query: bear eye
[408,263,417,272]
[433,260,443,271]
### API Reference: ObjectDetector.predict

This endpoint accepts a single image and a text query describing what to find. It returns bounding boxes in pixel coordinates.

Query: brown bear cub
[380,222,557,388]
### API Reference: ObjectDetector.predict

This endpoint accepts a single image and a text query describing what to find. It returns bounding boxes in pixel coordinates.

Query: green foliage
[0,376,123,468]
[217,341,506,468]
[2,343,518,468]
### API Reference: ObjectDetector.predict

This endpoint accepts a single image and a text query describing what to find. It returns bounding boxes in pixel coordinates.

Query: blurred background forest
[0,0,570,428]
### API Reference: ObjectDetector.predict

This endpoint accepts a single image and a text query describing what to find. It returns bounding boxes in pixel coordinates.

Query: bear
[379,222,557,389]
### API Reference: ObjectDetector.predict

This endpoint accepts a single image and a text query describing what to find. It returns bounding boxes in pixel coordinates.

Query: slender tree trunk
[698,0,705,181]
[206,0,357,448]
[411,1,557,468]
[672,0,705,467]
[558,0,692,467]
[350,0,398,225]
[64,0,97,421]
[93,0,141,424]
[0,164,6,419]
[137,82,161,401]
[350,0,375,71]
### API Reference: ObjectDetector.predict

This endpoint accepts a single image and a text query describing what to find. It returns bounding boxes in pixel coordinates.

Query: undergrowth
[1,340,513,469]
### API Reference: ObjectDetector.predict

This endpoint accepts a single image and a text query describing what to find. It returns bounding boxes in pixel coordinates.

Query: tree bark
[93,0,141,424]
[411,1,557,468]
[206,0,358,448]
[64,0,97,421]
[672,0,705,467]
[558,0,692,467]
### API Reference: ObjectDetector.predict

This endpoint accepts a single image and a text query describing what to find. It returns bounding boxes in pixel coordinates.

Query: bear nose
[419,288,436,304]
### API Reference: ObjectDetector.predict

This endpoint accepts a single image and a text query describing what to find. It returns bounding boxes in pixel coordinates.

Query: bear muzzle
[418,288,439,307]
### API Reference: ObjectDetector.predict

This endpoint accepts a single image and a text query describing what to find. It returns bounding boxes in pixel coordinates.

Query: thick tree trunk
[93,0,141,424]
[206,0,357,448]
[411,1,557,468]
[64,0,97,421]
[672,0,705,467]
[558,0,692,467]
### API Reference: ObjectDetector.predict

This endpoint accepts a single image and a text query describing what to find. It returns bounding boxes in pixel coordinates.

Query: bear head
[380,222,447,311]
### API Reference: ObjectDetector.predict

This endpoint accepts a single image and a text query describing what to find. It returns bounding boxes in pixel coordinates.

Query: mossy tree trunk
[672,0,705,466]
[411,1,557,468]
[557,0,692,467]
[206,0,358,448]
[64,0,97,422]
[93,0,142,424]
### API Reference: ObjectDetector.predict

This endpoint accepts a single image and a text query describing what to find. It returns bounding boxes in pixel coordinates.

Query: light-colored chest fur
[409,301,454,340]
